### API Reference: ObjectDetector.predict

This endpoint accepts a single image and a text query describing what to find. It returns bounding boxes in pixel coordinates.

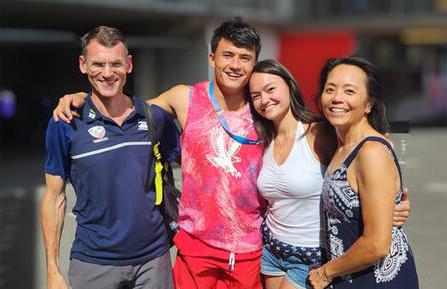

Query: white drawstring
[228,252,235,272]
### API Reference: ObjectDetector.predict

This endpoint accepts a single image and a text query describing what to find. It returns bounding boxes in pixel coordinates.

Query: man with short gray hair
[41,25,179,289]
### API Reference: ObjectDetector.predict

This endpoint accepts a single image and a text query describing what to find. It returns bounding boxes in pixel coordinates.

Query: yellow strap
[153,142,161,160]
[153,143,163,205]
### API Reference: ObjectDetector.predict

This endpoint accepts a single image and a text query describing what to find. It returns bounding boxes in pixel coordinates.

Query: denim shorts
[261,245,312,289]
[261,222,321,266]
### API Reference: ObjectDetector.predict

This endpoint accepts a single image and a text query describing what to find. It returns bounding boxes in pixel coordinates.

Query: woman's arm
[309,141,399,288]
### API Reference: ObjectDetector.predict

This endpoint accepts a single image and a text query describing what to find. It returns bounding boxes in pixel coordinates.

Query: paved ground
[0,127,446,289]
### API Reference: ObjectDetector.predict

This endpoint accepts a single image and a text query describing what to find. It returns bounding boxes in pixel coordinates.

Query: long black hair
[248,59,320,146]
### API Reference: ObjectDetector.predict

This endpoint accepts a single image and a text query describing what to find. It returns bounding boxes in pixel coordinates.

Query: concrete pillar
[132,49,158,99]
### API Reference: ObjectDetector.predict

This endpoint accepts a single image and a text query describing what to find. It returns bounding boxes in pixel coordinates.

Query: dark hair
[248,59,320,145]
[211,17,261,60]
[81,26,128,56]
[315,55,389,134]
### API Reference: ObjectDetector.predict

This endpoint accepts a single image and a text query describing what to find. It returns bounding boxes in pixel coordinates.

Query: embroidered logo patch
[138,121,148,131]
[88,126,106,139]
[88,109,96,119]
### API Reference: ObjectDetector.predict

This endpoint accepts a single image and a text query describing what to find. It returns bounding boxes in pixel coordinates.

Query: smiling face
[79,39,132,99]
[321,64,372,130]
[249,72,291,123]
[209,38,256,95]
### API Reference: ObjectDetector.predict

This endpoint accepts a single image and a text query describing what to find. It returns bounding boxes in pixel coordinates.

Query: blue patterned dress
[321,136,419,289]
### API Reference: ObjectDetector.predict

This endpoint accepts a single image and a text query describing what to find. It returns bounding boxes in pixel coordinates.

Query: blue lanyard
[208,81,261,145]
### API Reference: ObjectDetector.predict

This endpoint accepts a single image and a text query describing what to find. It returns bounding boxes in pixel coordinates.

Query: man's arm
[40,174,69,289]
[147,85,190,129]
[53,85,191,128]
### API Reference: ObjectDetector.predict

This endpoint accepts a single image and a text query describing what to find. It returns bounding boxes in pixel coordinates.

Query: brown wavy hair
[248,59,321,146]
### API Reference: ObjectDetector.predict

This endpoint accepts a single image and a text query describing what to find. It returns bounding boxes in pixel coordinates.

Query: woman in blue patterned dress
[308,56,419,289]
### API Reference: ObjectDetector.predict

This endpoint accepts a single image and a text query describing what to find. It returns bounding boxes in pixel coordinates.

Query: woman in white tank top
[249,59,335,289]
[248,59,411,289]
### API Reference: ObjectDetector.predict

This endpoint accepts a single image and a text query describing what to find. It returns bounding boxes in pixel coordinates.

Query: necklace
[273,130,296,165]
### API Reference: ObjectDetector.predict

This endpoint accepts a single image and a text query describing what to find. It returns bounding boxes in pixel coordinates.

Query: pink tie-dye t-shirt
[178,81,265,253]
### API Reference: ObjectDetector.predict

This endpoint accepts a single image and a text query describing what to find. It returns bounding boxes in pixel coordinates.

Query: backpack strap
[144,103,164,205]
[343,136,402,188]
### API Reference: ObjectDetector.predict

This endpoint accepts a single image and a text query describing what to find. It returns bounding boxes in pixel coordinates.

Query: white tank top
[257,121,327,247]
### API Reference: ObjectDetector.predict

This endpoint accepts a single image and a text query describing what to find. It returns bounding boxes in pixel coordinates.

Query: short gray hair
[81,25,128,56]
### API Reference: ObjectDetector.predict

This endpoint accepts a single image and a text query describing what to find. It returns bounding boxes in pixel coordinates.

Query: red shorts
[173,229,262,289]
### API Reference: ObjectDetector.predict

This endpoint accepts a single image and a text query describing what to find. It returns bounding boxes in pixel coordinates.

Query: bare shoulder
[160,84,191,99]
[354,137,400,196]
[357,138,393,157]
[149,84,190,105]
[356,138,396,170]
[307,121,337,165]
[148,84,191,127]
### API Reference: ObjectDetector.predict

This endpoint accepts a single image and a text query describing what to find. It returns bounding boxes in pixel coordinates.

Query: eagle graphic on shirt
[206,126,248,178]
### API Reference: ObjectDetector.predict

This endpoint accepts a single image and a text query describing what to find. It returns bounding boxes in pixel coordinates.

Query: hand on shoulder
[53,92,88,123]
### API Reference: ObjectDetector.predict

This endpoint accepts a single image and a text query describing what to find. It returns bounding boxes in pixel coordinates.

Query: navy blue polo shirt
[44,95,180,266]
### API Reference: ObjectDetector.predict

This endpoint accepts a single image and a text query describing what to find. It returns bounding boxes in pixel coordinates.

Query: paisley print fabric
[321,136,419,288]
